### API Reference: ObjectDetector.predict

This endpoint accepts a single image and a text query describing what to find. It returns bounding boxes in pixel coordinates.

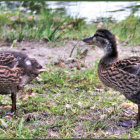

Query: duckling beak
[38,68,46,73]
[82,37,93,45]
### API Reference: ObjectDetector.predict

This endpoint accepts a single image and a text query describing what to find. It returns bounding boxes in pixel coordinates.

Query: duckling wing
[114,56,140,76]
[0,52,18,68]
[0,65,23,94]
[0,66,22,83]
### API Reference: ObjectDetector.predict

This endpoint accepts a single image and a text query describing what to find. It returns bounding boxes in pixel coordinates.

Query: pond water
[0,1,139,24]
[46,1,140,23]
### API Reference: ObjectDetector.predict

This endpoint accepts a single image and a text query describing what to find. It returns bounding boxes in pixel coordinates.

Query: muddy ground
[0,40,140,68]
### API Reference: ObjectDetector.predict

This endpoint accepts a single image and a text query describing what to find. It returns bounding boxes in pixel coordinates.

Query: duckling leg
[137,104,140,123]
[4,93,16,117]
[10,93,16,115]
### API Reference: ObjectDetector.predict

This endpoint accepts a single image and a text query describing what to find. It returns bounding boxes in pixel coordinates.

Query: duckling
[83,29,140,127]
[0,51,43,115]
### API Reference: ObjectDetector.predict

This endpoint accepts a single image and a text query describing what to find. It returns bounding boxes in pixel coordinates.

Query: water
[0,1,139,23]
[46,1,140,23]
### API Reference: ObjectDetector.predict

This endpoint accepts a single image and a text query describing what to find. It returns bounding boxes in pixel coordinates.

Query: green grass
[0,4,87,43]
[0,2,140,46]
[0,64,139,138]
[0,2,140,139]
[104,15,140,46]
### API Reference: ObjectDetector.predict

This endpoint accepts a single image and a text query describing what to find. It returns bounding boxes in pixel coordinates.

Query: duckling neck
[100,43,118,66]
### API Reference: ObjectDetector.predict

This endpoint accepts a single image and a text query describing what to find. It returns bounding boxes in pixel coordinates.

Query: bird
[0,51,43,115]
[83,29,140,127]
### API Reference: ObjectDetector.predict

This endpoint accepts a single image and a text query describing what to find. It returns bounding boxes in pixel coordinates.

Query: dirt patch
[0,40,139,68]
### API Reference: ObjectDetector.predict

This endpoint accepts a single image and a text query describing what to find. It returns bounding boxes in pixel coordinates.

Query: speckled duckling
[83,29,140,127]
[0,51,43,115]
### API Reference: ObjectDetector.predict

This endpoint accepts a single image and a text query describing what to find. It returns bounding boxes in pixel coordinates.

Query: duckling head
[24,57,43,78]
[83,29,117,57]
[19,57,43,88]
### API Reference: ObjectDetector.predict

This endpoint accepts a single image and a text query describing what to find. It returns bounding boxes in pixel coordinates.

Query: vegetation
[0,1,140,139]
[0,2,87,43]
[0,1,139,45]
[0,65,139,139]
[109,15,140,46]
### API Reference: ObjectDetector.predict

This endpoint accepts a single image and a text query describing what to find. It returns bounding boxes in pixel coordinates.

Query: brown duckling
[0,51,43,115]
[83,29,140,127]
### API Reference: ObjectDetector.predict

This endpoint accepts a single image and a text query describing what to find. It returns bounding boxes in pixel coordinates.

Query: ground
[0,40,139,66]
[0,40,140,138]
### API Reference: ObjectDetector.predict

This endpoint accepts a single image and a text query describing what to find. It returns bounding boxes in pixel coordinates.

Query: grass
[0,1,140,139]
[0,64,139,138]
[0,2,140,46]
[0,4,87,43]
[104,15,140,46]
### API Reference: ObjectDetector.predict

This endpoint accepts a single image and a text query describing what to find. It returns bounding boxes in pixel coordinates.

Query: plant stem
[69,41,79,57]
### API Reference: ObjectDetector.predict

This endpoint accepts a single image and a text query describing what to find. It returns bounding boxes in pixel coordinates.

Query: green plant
[110,15,140,45]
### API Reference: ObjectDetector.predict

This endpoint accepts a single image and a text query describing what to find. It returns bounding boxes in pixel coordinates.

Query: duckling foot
[119,120,137,128]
